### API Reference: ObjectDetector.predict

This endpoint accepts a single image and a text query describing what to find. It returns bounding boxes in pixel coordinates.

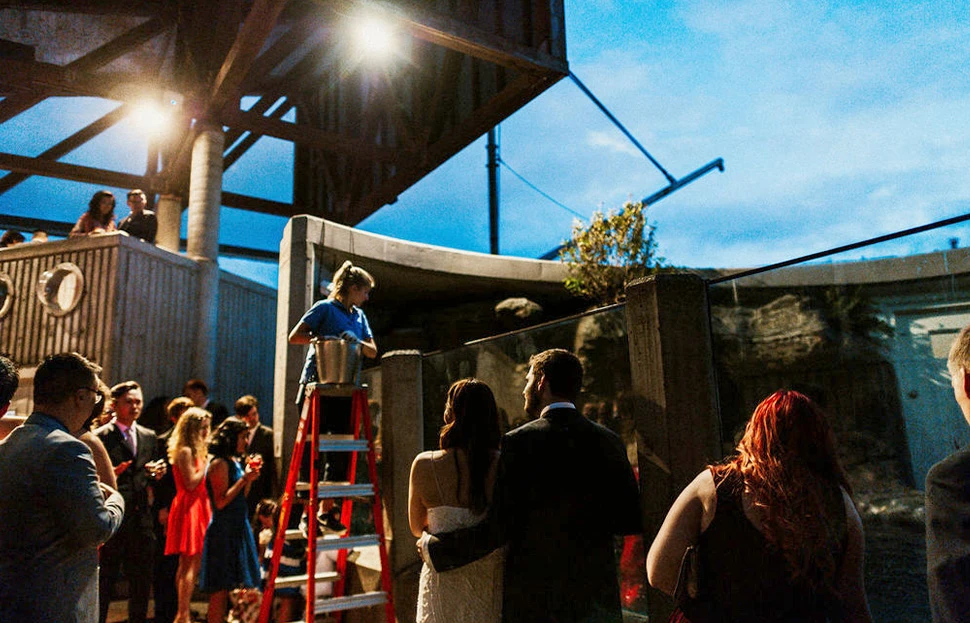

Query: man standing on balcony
[118,189,157,243]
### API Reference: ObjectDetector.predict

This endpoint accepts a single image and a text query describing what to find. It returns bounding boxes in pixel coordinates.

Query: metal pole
[487,128,500,255]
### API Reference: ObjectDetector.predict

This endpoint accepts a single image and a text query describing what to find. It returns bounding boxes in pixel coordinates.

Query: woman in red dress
[165,407,213,623]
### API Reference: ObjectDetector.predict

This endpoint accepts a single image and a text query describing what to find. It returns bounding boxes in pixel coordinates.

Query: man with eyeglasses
[96,380,165,623]
[0,352,125,623]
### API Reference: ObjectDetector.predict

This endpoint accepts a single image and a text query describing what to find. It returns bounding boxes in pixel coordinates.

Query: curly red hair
[713,390,850,591]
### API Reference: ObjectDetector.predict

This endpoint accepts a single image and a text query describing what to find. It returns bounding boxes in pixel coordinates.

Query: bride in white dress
[409,378,505,623]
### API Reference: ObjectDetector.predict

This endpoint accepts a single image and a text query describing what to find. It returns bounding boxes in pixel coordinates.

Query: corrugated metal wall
[110,240,200,401]
[0,235,278,420]
[215,270,277,420]
[0,237,119,368]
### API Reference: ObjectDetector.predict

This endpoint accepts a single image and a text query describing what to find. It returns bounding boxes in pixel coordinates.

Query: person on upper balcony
[71,190,118,237]
[118,189,157,243]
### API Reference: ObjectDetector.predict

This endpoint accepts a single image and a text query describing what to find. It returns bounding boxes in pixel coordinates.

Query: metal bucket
[312,337,362,385]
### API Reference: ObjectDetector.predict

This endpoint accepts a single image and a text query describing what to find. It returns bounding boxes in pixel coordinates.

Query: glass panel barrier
[706,224,970,622]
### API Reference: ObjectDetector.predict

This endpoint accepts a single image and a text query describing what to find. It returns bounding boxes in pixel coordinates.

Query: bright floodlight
[351,14,397,63]
[130,100,172,137]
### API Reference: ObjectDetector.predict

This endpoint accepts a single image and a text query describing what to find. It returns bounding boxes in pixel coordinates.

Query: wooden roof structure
[0,0,567,227]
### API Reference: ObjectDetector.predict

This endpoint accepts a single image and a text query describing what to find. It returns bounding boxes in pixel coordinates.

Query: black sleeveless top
[680,470,846,623]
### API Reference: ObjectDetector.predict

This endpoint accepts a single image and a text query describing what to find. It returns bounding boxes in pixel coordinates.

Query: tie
[124,427,136,456]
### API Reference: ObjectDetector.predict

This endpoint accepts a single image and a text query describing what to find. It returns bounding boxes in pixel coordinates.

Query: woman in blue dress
[288,260,378,530]
[200,417,261,623]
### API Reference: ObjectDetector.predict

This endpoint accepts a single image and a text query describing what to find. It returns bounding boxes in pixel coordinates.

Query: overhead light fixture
[129,96,179,137]
[349,11,399,64]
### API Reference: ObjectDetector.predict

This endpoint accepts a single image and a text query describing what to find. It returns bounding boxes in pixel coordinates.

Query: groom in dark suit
[420,349,642,623]
[96,380,164,623]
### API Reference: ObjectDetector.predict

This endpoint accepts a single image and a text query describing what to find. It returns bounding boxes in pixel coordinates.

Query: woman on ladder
[288,260,378,532]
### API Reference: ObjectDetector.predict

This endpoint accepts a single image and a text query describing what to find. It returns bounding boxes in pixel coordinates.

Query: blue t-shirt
[298,299,373,384]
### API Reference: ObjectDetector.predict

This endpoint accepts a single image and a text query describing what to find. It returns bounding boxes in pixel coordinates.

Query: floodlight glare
[351,14,397,62]
[130,100,173,137]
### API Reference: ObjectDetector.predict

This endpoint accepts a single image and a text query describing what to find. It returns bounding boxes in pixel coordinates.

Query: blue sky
[1,0,969,288]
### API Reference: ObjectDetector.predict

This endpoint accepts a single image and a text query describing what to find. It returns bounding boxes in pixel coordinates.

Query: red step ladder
[258,383,395,623]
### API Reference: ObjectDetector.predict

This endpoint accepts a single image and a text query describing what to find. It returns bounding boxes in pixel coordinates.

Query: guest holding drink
[165,407,212,623]
[199,417,261,623]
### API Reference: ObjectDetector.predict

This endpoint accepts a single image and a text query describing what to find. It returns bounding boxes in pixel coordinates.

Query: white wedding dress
[417,505,504,623]
[417,453,505,623]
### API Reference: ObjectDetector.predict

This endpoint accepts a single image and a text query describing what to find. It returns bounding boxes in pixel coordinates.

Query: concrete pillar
[273,216,325,471]
[155,193,182,253]
[624,273,721,622]
[186,125,223,383]
[380,350,423,623]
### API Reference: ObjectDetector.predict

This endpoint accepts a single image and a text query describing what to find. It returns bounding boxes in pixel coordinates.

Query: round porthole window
[37,263,85,316]
[0,272,13,319]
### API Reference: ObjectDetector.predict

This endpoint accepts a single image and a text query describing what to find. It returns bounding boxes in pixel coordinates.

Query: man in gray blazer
[0,353,125,623]
[420,349,642,623]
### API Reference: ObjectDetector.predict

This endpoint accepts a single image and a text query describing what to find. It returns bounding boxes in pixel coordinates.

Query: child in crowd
[256,498,305,623]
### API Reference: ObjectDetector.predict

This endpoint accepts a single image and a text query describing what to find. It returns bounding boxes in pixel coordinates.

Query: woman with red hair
[647,390,872,622]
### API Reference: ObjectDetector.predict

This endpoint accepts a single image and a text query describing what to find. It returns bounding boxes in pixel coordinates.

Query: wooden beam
[348,70,561,223]
[0,17,168,123]
[0,104,130,196]
[224,96,278,148]
[0,151,147,190]
[239,13,325,94]
[221,108,405,163]
[221,191,295,217]
[208,0,291,118]
[71,16,168,72]
[340,0,568,76]
[224,102,295,170]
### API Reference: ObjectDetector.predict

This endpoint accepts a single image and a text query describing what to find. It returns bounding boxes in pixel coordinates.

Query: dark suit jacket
[205,400,230,428]
[926,444,970,623]
[246,424,279,514]
[428,407,642,623]
[96,420,160,532]
[153,428,176,529]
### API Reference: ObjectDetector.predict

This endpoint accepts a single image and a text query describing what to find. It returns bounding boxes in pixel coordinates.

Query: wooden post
[624,273,721,622]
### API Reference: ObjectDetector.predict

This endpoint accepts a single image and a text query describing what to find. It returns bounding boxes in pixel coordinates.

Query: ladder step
[314,591,388,614]
[295,482,374,499]
[318,435,370,452]
[273,571,341,588]
[282,532,380,552]
[317,533,380,552]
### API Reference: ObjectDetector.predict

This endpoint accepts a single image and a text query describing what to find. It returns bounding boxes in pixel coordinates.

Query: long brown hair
[712,390,850,591]
[438,378,501,513]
